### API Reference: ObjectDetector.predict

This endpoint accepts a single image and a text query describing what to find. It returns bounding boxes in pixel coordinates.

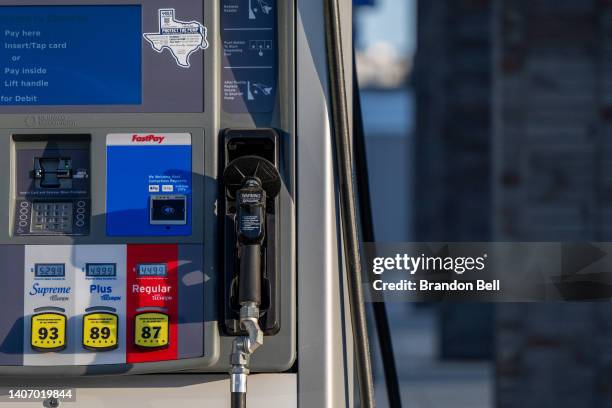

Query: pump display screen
[0,5,142,106]
[35,263,65,277]
[86,263,117,278]
[137,263,167,277]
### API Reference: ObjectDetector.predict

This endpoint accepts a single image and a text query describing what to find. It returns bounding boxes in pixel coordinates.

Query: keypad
[30,202,74,233]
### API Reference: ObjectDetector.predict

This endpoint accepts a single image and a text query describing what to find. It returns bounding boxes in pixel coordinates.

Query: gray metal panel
[0,373,297,407]
[0,246,24,366]
[296,0,354,407]
[178,244,205,359]
[213,0,296,372]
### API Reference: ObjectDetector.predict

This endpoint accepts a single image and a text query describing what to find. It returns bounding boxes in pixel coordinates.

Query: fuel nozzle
[223,155,280,408]
[236,178,266,307]
[224,155,280,308]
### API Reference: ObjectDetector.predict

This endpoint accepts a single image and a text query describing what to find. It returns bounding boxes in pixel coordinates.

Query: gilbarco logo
[132,134,165,144]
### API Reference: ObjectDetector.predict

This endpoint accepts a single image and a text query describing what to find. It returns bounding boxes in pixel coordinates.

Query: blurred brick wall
[415,0,612,401]
[494,0,612,241]
[414,0,493,242]
[414,0,495,360]
[494,1,612,407]
[497,303,612,407]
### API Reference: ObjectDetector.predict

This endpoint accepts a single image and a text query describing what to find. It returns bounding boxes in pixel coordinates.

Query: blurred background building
[354,0,612,407]
[494,2,612,407]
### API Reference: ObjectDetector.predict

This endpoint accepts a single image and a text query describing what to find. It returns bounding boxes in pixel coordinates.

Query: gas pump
[0,0,375,407]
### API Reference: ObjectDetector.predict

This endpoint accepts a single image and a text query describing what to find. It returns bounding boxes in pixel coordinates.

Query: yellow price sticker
[83,312,118,351]
[31,312,66,352]
[134,312,169,348]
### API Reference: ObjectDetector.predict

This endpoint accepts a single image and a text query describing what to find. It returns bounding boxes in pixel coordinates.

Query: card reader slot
[34,157,73,188]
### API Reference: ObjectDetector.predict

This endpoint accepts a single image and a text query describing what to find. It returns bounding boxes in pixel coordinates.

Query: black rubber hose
[231,392,246,408]
[352,53,403,408]
[323,0,376,406]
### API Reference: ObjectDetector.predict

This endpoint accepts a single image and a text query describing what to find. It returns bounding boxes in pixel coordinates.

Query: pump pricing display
[134,312,169,348]
[83,312,118,351]
[137,264,167,277]
[86,263,117,277]
[35,263,65,277]
[31,312,66,351]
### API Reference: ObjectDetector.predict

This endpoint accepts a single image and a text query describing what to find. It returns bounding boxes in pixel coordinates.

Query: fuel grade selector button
[83,312,118,351]
[134,312,169,349]
[31,312,67,352]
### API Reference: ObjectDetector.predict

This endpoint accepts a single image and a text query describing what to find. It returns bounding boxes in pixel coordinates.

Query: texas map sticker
[143,9,208,68]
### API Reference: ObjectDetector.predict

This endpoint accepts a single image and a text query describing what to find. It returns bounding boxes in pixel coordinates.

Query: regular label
[82,313,118,351]
[31,313,66,351]
[134,312,169,348]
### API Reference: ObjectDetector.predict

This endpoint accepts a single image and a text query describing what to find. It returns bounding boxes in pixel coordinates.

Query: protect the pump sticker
[143,8,208,68]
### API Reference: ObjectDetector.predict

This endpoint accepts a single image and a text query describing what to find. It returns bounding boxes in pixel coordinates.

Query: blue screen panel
[0,5,142,105]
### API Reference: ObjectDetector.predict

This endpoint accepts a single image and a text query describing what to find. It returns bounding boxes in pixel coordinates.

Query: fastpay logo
[131,134,165,144]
